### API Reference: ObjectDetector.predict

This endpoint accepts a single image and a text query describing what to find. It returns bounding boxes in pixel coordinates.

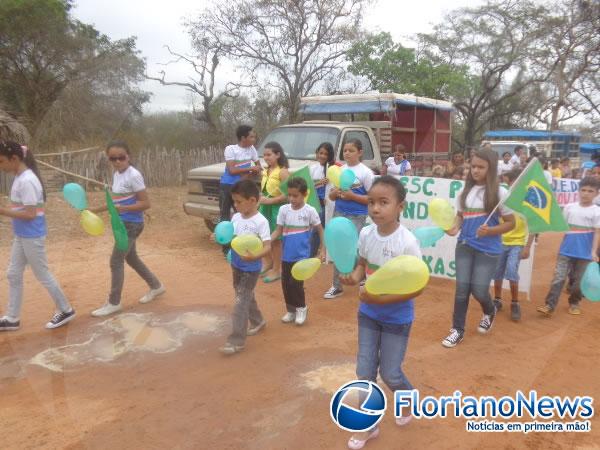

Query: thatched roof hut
[0,107,30,144]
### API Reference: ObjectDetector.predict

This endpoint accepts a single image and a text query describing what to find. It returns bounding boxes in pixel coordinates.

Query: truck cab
[184,122,381,231]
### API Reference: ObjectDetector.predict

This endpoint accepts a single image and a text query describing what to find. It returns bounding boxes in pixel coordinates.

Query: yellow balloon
[231,234,263,256]
[80,210,105,236]
[429,198,456,230]
[365,255,429,296]
[326,165,341,188]
[291,258,321,281]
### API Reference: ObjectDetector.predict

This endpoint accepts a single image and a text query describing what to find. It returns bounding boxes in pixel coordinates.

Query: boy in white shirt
[537,177,600,316]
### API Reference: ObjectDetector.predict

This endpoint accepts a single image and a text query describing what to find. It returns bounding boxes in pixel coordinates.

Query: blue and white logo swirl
[330,380,387,432]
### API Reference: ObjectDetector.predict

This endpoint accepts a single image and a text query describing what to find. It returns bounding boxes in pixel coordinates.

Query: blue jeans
[452,242,498,333]
[493,245,523,282]
[356,312,413,392]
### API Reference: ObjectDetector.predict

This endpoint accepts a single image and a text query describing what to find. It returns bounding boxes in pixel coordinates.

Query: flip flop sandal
[259,267,273,277]
[263,275,281,283]
[347,428,379,450]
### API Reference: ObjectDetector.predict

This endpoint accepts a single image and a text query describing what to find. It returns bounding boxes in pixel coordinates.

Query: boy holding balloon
[325,139,375,299]
[220,179,273,355]
[270,177,324,326]
[339,176,424,450]
[537,176,600,317]
[0,141,75,331]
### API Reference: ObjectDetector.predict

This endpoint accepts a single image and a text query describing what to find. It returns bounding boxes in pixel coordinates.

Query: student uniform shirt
[277,204,321,262]
[497,161,513,176]
[231,211,271,272]
[112,166,146,223]
[310,163,327,200]
[384,157,411,176]
[559,202,600,260]
[358,224,422,325]
[220,144,259,185]
[457,185,512,255]
[334,163,374,216]
[10,169,46,238]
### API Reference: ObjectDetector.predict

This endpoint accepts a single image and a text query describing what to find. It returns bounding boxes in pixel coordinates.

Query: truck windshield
[258,127,340,160]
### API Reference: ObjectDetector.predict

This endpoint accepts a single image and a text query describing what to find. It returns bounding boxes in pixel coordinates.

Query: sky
[72,0,481,112]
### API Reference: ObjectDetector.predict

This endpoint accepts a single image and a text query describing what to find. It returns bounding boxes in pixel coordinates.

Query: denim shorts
[494,245,523,282]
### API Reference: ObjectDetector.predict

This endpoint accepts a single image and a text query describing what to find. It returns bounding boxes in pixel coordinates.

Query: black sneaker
[493,298,503,312]
[0,317,20,331]
[511,302,521,321]
[45,309,76,329]
[442,328,464,348]
[477,311,496,334]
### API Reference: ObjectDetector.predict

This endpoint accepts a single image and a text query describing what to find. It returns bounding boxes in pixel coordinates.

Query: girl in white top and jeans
[0,141,75,331]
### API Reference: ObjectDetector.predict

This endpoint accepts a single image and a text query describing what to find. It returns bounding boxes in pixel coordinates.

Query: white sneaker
[281,312,296,323]
[323,286,343,299]
[295,307,308,325]
[139,285,166,304]
[91,302,122,317]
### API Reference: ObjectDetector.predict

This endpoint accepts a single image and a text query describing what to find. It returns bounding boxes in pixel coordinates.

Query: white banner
[326,176,535,299]
[552,178,579,207]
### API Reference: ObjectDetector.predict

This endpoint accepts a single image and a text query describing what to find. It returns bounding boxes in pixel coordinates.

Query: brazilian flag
[279,165,321,213]
[503,159,568,233]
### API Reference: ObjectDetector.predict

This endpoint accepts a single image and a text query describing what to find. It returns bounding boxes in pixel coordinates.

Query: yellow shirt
[261,166,282,197]
[551,168,562,178]
[502,213,528,246]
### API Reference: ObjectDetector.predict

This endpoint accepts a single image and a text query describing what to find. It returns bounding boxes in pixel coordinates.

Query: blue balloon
[63,183,87,210]
[339,169,356,191]
[215,221,234,245]
[226,249,232,264]
[581,262,600,302]
[413,226,445,248]
[324,217,358,274]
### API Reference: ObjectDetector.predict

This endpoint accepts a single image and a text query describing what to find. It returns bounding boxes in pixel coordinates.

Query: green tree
[418,0,547,146]
[346,32,470,100]
[0,0,148,143]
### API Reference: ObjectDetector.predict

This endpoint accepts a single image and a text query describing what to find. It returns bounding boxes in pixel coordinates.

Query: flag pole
[482,157,539,226]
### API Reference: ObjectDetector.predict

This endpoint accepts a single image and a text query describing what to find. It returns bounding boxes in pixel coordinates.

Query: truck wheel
[204,218,218,232]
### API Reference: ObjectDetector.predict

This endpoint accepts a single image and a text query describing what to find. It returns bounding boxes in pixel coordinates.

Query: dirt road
[1,187,598,449]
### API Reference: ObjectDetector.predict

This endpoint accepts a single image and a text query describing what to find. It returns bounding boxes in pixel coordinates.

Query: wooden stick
[36,146,100,158]
[37,159,107,188]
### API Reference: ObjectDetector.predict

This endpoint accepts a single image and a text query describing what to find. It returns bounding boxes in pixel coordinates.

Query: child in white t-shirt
[340,176,422,449]
[220,180,273,355]
[325,139,375,299]
[271,178,324,325]
[538,176,600,316]
[0,141,75,331]
[381,145,412,176]
[90,141,164,317]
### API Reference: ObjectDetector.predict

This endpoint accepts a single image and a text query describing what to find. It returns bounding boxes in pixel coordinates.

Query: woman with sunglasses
[89,140,164,317]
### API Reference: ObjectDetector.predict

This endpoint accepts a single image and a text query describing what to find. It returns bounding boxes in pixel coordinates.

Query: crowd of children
[1,125,599,449]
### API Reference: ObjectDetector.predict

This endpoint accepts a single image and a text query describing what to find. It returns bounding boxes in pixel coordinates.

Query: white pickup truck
[184,122,383,231]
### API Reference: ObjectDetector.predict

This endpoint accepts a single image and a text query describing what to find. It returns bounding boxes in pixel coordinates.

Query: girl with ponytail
[0,141,75,331]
